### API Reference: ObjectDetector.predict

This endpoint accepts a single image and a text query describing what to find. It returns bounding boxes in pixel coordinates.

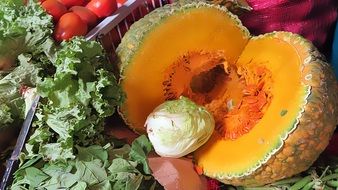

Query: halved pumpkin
[116,1,338,186]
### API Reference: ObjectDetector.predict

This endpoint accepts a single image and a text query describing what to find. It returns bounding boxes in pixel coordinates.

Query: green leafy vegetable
[25,167,49,188]
[129,135,153,175]
[0,55,41,130]
[0,0,54,130]
[76,145,108,162]
[10,34,160,190]
[0,0,53,58]
[12,136,163,190]
[0,2,159,190]
[0,0,26,70]
[22,38,124,162]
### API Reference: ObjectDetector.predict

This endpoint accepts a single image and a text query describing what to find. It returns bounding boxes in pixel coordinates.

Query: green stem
[322,174,338,181]
[290,176,312,190]
[243,187,279,190]
[271,177,303,185]
[301,181,314,190]
[326,180,338,187]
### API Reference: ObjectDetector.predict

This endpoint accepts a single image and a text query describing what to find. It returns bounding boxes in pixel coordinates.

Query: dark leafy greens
[12,136,162,190]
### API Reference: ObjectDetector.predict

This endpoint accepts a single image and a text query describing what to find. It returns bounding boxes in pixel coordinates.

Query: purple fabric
[240,0,338,55]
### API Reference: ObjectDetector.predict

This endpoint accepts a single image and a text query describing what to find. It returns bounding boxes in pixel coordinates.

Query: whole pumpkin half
[116,1,338,186]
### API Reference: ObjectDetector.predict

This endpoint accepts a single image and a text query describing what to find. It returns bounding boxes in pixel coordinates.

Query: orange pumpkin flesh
[118,5,249,134]
[117,2,338,186]
[163,50,272,140]
[195,34,311,183]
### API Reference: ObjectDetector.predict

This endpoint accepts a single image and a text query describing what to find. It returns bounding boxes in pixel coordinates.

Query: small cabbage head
[145,96,215,158]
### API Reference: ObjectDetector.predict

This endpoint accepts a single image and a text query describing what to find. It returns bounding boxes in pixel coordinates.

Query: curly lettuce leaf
[17,0,53,52]
[0,104,14,126]
[0,0,53,70]
[23,38,124,161]
[0,0,25,62]
[0,0,54,130]
[0,54,40,130]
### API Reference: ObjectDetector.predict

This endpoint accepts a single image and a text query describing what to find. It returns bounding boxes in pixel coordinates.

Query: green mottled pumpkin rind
[213,32,338,186]
[116,1,250,132]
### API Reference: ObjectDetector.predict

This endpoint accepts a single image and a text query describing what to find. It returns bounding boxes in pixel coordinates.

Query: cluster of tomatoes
[40,0,126,42]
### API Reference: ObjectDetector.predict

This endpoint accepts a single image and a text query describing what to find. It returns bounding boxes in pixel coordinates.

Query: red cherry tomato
[86,0,118,18]
[54,12,88,42]
[116,0,126,3]
[57,0,86,7]
[41,0,67,22]
[70,6,98,28]
[116,0,127,6]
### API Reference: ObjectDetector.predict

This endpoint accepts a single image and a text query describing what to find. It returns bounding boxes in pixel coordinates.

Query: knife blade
[0,95,40,190]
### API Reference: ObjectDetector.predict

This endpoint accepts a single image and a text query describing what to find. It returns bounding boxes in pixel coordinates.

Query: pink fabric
[240,0,338,54]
